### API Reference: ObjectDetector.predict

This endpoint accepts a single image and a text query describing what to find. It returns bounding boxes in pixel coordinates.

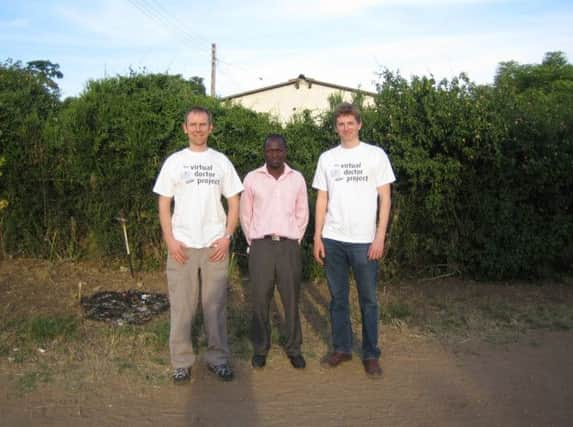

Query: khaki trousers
[166,247,229,368]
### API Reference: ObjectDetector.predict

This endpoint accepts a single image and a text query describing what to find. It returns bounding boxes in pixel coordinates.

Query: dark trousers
[249,238,303,357]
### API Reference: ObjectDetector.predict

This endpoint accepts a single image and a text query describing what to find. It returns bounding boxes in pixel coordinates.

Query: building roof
[221,74,377,100]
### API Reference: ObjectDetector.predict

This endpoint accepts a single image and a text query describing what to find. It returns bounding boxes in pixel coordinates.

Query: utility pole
[211,43,216,97]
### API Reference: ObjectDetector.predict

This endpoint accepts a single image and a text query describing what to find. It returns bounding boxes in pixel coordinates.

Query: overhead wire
[126,0,268,94]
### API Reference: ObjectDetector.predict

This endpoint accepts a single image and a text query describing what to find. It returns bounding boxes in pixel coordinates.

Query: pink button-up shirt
[240,163,309,245]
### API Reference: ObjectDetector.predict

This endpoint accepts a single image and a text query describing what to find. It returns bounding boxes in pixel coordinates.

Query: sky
[1,0,572,99]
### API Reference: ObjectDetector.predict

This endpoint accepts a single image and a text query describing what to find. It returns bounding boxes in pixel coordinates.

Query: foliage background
[1,53,571,280]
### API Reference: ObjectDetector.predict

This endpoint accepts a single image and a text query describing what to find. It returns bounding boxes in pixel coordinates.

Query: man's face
[183,111,213,148]
[264,139,286,170]
[335,114,362,143]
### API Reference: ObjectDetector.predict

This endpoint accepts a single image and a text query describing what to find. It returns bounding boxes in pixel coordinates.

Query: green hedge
[1,54,572,280]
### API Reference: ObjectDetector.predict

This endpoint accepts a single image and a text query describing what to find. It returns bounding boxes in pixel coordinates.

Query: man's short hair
[333,102,362,124]
[264,133,287,150]
[184,106,213,124]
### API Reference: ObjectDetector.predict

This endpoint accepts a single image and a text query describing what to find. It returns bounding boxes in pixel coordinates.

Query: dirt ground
[1,258,573,427]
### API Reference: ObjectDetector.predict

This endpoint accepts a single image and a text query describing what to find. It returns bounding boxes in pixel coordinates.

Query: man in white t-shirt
[153,106,243,383]
[312,102,395,378]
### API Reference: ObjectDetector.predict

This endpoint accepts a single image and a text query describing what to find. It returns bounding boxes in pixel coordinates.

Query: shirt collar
[255,163,293,179]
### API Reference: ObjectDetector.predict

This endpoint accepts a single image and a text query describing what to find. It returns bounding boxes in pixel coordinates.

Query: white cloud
[4,0,568,99]
[216,20,573,97]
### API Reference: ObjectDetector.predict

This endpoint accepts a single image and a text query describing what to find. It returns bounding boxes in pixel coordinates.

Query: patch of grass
[115,358,137,372]
[228,308,250,340]
[122,319,171,349]
[270,325,283,346]
[426,314,468,334]
[16,365,52,393]
[28,315,79,343]
[519,304,573,330]
[381,302,414,323]
[150,355,168,366]
[230,338,251,360]
[421,301,470,336]
[552,320,572,330]
[0,342,10,357]
[228,307,252,359]
[11,350,27,364]
[147,319,170,347]
[143,371,169,385]
[304,350,317,359]
[479,302,515,324]
[2,318,28,336]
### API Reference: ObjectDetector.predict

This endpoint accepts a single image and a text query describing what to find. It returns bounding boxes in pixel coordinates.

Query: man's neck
[188,143,208,152]
[340,138,360,149]
[266,164,285,179]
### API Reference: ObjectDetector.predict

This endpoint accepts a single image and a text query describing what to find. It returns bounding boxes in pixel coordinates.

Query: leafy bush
[1,53,571,280]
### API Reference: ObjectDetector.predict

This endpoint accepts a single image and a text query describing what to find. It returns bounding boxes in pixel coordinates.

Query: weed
[305,350,317,359]
[16,365,52,393]
[0,342,9,357]
[552,320,571,330]
[228,308,252,359]
[479,302,515,324]
[381,302,414,323]
[29,315,78,343]
[12,351,27,364]
[150,355,168,366]
[230,337,251,360]
[228,308,250,340]
[147,319,170,348]
[115,358,137,372]
[143,371,169,385]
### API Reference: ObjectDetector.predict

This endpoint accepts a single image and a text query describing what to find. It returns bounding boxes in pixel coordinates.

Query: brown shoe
[363,359,382,378]
[321,352,352,368]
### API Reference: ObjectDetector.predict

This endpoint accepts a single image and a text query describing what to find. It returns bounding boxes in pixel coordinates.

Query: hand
[368,236,385,260]
[313,237,325,265]
[167,238,188,265]
[209,236,231,262]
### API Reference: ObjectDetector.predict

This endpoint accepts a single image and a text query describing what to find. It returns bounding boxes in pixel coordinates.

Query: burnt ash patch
[81,290,169,325]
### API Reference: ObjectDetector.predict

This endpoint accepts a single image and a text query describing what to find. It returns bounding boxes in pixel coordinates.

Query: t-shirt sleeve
[374,149,396,187]
[153,157,175,197]
[221,157,244,198]
[312,155,328,191]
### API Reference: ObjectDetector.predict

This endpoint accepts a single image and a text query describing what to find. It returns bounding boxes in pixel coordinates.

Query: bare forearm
[158,196,174,243]
[159,195,187,263]
[209,194,240,262]
[313,190,328,264]
[314,190,327,240]
[376,184,391,240]
[226,195,240,235]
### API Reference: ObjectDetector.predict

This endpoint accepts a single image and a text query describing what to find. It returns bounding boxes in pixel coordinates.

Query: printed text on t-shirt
[340,162,368,183]
[183,164,221,185]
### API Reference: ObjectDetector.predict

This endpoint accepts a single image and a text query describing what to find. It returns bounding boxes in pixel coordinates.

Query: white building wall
[227,82,374,122]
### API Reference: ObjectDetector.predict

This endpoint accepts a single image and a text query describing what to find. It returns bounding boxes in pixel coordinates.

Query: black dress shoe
[288,354,306,369]
[251,354,266,369]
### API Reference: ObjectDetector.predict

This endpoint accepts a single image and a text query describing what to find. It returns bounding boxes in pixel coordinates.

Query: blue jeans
[323,238,381,360]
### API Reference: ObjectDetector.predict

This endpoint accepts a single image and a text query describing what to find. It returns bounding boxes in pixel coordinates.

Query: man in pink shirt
[240,134,309,369]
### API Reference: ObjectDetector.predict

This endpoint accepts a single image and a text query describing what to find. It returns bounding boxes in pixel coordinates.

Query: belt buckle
[271,234,280,241]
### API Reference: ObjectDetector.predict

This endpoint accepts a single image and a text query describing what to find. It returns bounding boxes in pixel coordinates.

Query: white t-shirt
[312,142,396,243]
[153,147,243,248]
